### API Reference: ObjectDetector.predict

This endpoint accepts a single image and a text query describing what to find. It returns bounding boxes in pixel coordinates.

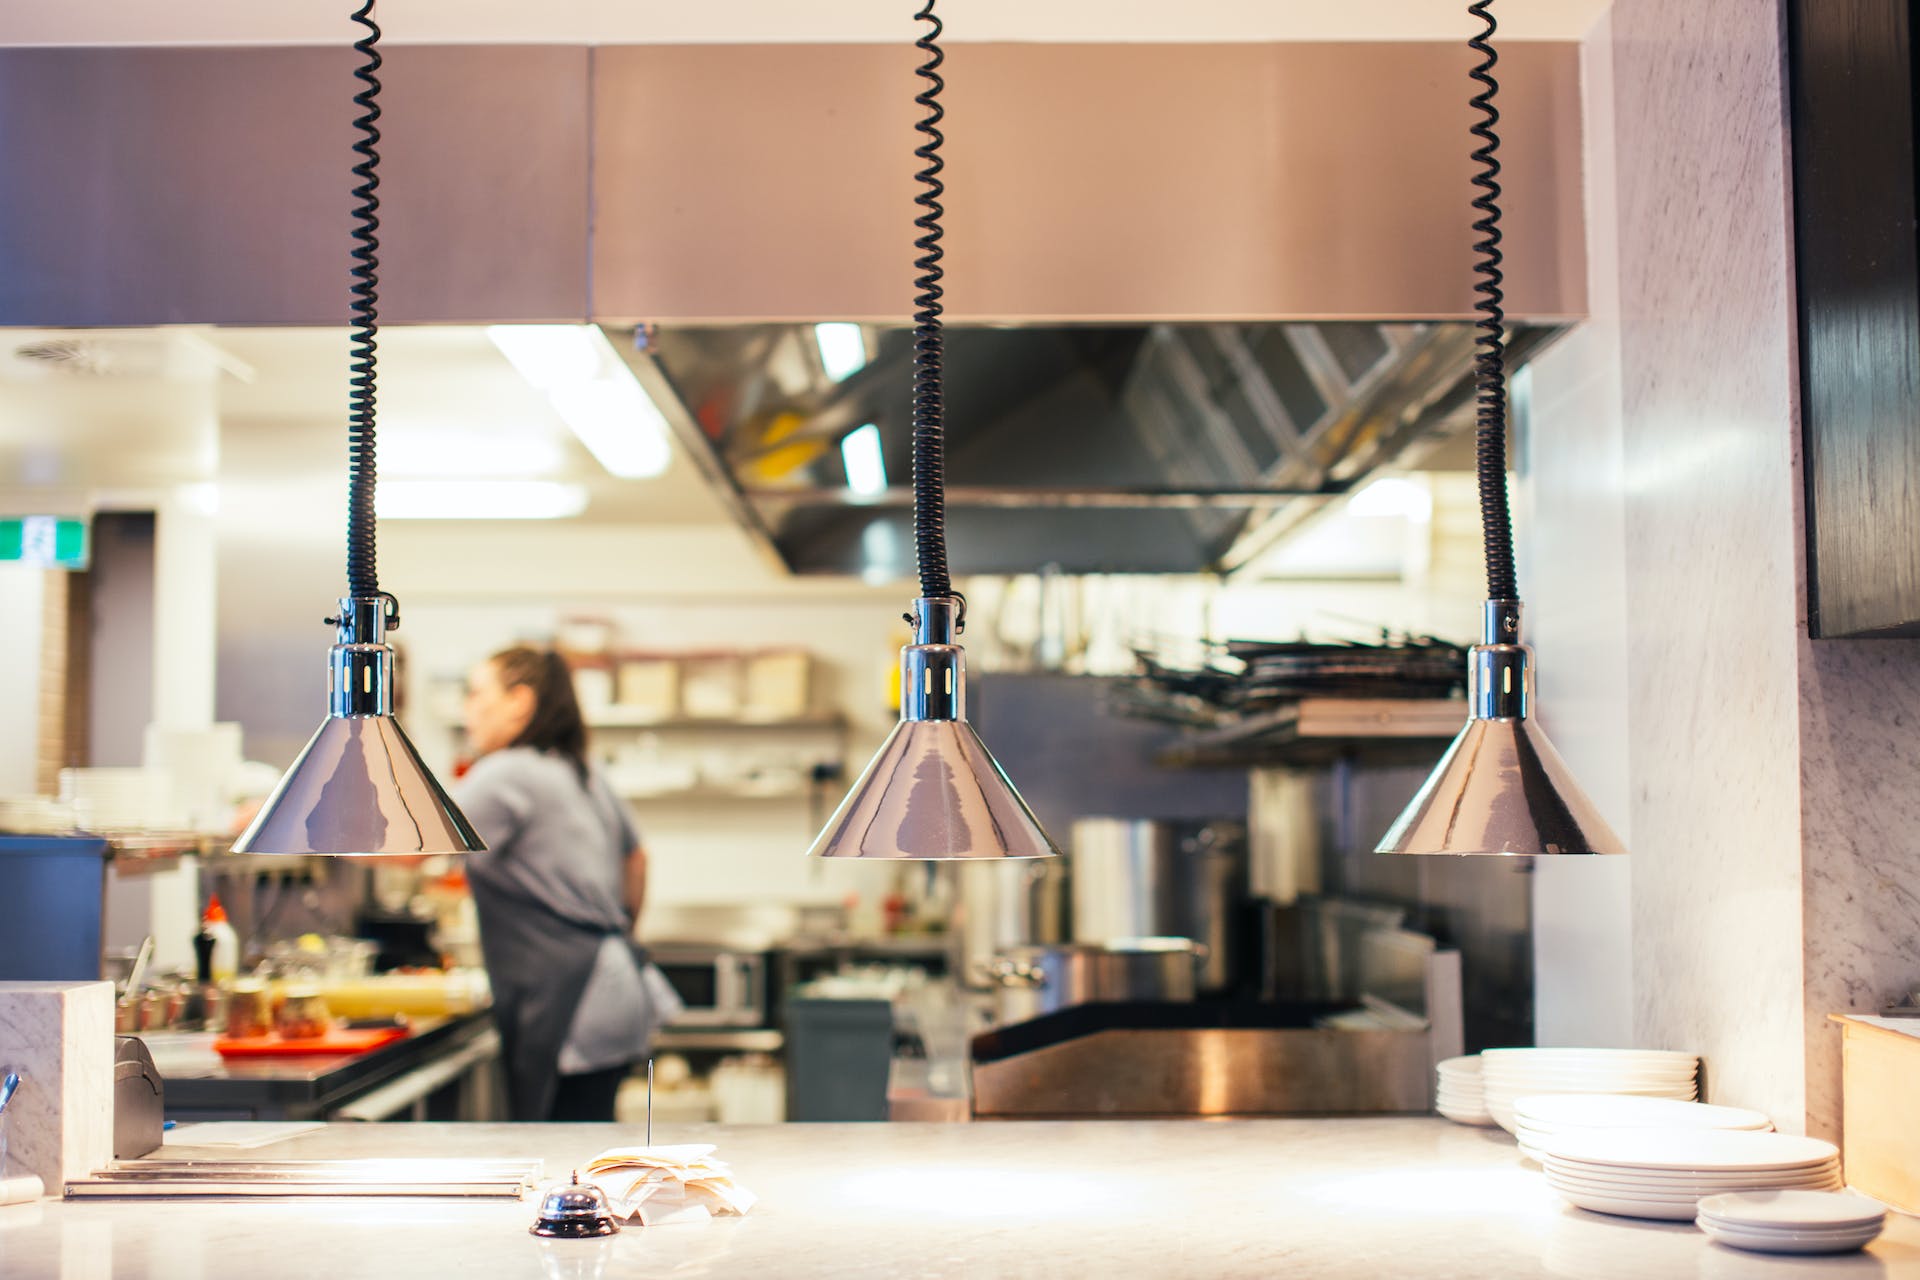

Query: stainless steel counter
[140,1012,498,1121]
[2,1119,1915,1278]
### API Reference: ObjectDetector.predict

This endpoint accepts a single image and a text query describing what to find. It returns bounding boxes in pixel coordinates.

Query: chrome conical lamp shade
[809,599,1059,860]
[1377,601,1623,857]
[231,598,485,857]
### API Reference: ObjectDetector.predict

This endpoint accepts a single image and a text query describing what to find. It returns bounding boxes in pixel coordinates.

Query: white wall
[377,521,910,916]
[1518,19,1635,1049]
[1525,0,1920,1131]
[0,564,45,794]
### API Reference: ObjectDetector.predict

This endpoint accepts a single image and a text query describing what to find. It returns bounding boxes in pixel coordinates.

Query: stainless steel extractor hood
[612,320,1562,578]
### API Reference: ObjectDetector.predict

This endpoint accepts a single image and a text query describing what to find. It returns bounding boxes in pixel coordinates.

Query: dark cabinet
[1791,0,1920,637]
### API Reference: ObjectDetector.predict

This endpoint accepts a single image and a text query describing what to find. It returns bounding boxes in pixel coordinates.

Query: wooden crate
[1832,1014,1920,1213]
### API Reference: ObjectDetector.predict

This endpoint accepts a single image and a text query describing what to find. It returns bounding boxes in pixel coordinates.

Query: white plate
[1436,1054,1483,1075]
[1546,1157,1839,1186]
[1481,1048,1698,1067]
[1438,1109,1500,1128]
[1543,1129,1838,1172]
[1547,1169,1841,1197]
[1518,1129,1773,1161]
[1700,1217,1884,1240]
[1488,1092,1697,1134]
[1437,1089,1485,1104]
[1482,1066,1697,1074]
[1547,1165,1840,1190]
[1490,1085,1700,1102]
[1513,1095,1769,1131]
[1697,1190,1887,1230]
[1554,1186,1708,1221]
[1489,1079,1698,1091]
[1485,1073,1700,1090]
[1698,1222,1880,1255]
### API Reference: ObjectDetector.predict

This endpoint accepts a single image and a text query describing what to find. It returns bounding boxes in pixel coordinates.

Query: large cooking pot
[1070,818,1247,993]
[984,937,1204,1024]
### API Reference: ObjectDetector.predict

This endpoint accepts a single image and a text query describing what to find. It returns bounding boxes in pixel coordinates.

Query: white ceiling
[1,0,1613,47]
[0,325,730,525]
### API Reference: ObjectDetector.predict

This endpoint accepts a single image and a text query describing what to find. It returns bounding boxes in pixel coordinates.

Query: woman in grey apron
[454,647,679,1121]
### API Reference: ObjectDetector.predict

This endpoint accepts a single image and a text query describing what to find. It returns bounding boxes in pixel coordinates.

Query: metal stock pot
[984,937,1205,1024]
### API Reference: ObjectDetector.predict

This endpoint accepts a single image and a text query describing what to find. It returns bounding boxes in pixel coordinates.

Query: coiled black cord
[910,0,953,603]
[1467,0,1518,603]
[347,0,382,602]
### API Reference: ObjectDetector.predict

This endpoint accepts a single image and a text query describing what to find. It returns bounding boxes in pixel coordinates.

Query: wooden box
[1832,1014,1920,1212]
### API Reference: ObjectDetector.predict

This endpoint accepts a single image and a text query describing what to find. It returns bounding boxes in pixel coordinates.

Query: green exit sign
[0,517,89,569]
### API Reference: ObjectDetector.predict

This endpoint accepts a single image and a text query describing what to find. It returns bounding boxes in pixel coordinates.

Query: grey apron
[469,873,629,1122]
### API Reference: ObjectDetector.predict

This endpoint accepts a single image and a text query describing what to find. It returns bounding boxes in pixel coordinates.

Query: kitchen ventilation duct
[616,319,1562,578]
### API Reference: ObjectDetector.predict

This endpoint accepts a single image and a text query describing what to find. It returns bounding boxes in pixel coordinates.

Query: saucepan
[983,937,1207,1024]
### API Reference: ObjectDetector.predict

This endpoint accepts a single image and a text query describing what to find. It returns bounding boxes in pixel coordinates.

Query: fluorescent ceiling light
[380,428,565,479]
[815,323,868,382]
[486,325,674,479]
[840,422,888,496]
[486,325,602,391]
[376,480,588,520]
[549,378,672,480]
[1347,476,1433,521]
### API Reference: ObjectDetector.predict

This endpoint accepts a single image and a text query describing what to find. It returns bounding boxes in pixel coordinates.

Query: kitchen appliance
[969,1006,1432,1119]
[984,939,1202,1024]
[970,928,1462,1118]
[651,946,767,1028]
[957,858,1067,991]
[1069,818,1247,993]
[111,1037,163,1160]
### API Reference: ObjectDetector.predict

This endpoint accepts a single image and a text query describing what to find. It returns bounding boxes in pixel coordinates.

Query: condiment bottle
[201,895,239,983]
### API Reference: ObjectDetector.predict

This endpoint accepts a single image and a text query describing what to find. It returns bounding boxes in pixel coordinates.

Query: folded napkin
[584,1144,757,1226]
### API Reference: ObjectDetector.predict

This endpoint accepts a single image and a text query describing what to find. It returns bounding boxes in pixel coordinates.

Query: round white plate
[1546,1169,1841,1197]
[1698,1222,1880,1255]
[1439,1109,1500,1128]
[1546,1156,1838,1185]
[1484,1072,1700,1089]
[1514,1095,1769,1131]
[1481,1048,1697,1066]
[1436,1055,1483,1075]
[1554,1186,1704,1221]
[1483,1058,1697,1073]
[1700,1217,1883,1240]
[1697,1190,1887,1230]
[1488,1092,1697,1134]
[1544,1129,1838,1172]
[1489,1085,1699,1102]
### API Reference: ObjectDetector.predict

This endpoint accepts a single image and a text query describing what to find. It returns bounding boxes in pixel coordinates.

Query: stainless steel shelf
[586,713,846,731]
[654,1027,784,1053]
[1155,697,1465,768]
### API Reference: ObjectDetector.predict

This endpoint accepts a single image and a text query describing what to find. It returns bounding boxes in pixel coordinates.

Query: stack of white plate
[1696,1190,1887,1255]
[1543,1130,1842,1221]
[1480,1047,1699,1133]
[1515,1094,1771,1161]
[1435,1055,1493,1126]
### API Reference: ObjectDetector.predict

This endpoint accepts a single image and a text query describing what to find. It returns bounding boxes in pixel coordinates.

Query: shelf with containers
[424,641,849,807]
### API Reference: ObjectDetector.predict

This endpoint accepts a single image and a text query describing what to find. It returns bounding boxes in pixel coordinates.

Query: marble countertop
[2,1118,1917,1279]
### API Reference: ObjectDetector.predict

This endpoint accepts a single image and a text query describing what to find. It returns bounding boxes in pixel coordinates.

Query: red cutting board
[214,1026,408,1058]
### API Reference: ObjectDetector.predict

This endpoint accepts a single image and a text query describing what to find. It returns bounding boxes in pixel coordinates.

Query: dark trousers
[547,1063,630,1122]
